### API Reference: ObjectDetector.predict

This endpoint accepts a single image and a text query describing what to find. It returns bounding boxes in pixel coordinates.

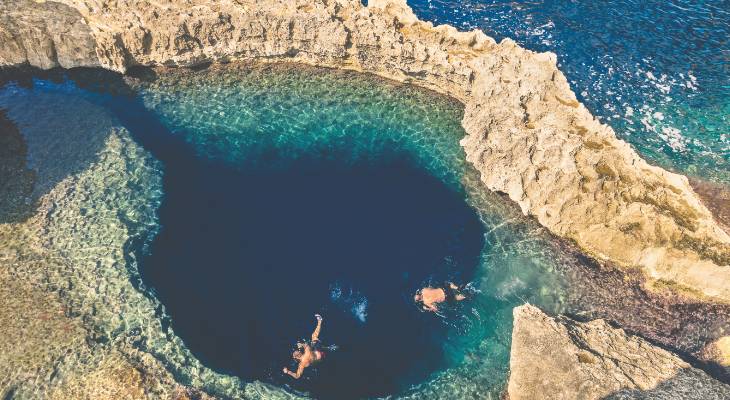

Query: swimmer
[283,314,329,379]
[414,282,468,312]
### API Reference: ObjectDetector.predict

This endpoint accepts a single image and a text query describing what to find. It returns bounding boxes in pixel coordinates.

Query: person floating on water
[283,314,335,379]
[414,282,469,312]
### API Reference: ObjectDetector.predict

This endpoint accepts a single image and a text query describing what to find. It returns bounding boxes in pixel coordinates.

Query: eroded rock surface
[0,0,99,69]
[1,0,727,303]
[508,304,730,400]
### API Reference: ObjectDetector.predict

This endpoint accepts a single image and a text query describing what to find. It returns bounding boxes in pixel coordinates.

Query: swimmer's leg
[311,314,323,342]
[448,282,470,301]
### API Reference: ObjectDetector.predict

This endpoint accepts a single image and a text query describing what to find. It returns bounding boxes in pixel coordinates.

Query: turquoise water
[0,65,576,398]
[128,64,572,398]
[410,0,730,185]
[1,63,727,398]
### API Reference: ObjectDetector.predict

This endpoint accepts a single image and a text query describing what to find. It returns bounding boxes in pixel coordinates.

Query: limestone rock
[0,0,99,69]
[508,304,730,400]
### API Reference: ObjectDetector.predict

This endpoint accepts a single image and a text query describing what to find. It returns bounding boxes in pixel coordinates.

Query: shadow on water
[0,67,141,224]
[0,109,35,223]
[141,149,485,399]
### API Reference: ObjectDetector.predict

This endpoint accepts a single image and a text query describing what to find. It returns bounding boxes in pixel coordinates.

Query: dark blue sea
[410,0,730,184]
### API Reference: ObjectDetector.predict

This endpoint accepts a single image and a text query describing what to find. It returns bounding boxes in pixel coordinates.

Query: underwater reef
[1,0,729,398]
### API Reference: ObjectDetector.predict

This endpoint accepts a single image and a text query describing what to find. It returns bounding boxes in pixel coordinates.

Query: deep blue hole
[140,144,485,399]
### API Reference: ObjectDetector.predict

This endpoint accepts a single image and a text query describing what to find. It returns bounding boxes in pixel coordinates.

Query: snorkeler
[414,282,468,312]
[283,314,332,379]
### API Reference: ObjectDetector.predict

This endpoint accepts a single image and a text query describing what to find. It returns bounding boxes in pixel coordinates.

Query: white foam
[352,298,368,323]
[659,126,687,152]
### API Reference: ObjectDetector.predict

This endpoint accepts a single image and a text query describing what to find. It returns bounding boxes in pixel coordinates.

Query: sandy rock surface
[508,304,730,400]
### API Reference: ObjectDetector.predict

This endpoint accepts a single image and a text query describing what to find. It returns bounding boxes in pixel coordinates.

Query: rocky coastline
[1,0,729,398]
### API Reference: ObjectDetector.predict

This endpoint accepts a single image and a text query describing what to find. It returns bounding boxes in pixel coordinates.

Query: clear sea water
[0,65,580,399]
[127,65,574,399]
[409,0,730,185]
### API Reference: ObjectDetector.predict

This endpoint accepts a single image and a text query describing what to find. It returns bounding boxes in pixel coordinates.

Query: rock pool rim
[2,0,728,304]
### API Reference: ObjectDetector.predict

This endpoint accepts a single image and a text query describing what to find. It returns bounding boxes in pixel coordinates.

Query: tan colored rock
[508,304,730,400]
[47,351,147,400]
[0,259,88,398]
[1,0,728,302]
[690,178,730,235]
[0,0,99,69]
[703,336,730,367]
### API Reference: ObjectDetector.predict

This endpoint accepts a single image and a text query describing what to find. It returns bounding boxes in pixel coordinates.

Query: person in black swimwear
[414,282,468,312]
[283,314,328,379]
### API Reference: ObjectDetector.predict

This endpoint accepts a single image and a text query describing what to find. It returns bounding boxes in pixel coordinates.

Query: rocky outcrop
[702,336,730,368]
[0,0,99,69]
[508,304,730,400]
[1,3,728,302]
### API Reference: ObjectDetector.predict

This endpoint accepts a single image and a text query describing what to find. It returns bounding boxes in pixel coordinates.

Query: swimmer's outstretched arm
[448,282,467,301]
[283,363,305,379]
[311,314,323,342]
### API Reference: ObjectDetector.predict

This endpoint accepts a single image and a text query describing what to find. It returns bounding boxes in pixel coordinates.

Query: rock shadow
[602,367,730,400]
[689,178,730,236]
[0,109,35,223]
[0,67,146,224]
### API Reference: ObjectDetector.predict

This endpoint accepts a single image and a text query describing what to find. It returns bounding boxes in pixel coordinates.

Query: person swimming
[414,282,468,312]
[283,314,331,379]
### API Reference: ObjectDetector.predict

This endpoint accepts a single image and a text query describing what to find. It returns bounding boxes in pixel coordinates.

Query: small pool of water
[129,65,492,398]
[1,64,582,399]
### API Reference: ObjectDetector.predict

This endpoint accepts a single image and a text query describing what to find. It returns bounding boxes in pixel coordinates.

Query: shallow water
[409,0,730,185]
[1,63,727,399]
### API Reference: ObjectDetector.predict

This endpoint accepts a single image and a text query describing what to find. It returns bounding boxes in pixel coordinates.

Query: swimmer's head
[414,293,422,302]
[293,350,303,360]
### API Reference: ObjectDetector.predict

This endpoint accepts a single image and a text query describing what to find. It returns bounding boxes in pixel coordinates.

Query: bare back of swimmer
[283,314,326,379]
[414,282,467,312]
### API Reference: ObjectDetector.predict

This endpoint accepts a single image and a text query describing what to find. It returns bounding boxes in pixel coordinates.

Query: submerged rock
[1,0,728,303]
[508,304,730,400]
